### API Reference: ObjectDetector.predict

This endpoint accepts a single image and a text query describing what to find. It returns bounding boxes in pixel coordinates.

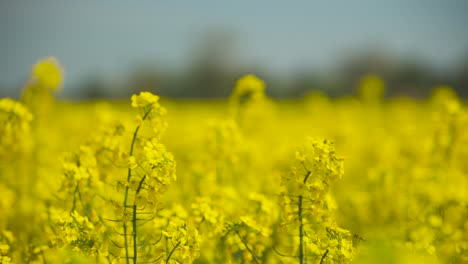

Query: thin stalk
[132,204,138,263]
[71,185,79,213]
[298,171,310,264]
[166,240,181,264]
[320,249,329,264]
[132,175,147,264]
[303,171,311,185]
[298,195,305,264]
[123,109,151,264]
[235,230,260,264]
[41,252,47,264]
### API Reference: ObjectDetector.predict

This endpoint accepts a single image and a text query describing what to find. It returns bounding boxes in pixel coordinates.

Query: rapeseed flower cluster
[0,98,33,157]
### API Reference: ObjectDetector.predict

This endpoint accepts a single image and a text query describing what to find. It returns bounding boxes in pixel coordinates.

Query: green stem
[298,195,304,264]
[235,230,260,264]
[166,240,181,264]
[320,249,329,264]
[298,171,310,264]
[42,251,47,264]
[303,171,311,184]
[132,175,147,264]
[71,185,79,213]
[123,110,151,264]
[132,203,138,264]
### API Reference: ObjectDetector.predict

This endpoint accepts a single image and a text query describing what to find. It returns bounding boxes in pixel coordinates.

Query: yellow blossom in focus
[131,91,159,108]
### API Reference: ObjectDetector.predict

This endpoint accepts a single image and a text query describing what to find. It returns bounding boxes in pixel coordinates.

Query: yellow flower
[0,243,9,256]
[32,56,63,90]
[359,74,384,102]
[131,91,159,108]
[128,156,138,170]
[0,98,33,125]
[0,256,11,263]
[232,74,265,100]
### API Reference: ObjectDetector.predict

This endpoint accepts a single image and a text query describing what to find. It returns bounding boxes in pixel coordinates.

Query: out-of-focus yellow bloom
[32,57,63,91]
[0,98,33,128]
[432,85,461,114]
[240,215,271,237]
[128,156,138,170]
[0,244,9,255]
[0,98,33,156]
[359,74,385,102]
[0,255,11,264]
[232,74,265,100]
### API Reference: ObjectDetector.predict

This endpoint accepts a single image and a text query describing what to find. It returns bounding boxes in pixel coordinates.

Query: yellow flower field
[0,58,467,263]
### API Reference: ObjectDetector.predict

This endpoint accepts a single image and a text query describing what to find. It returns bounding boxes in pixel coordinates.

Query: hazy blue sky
[1,0,467,95]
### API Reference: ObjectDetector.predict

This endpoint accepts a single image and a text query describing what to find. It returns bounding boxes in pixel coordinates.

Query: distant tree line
[79,32,468,99]
[80,53,468,100]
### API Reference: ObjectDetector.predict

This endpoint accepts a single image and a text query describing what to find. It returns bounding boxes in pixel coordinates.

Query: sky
[1,0,467,96]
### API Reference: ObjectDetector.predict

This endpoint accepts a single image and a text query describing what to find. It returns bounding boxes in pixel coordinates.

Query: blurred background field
[2,81,467,263]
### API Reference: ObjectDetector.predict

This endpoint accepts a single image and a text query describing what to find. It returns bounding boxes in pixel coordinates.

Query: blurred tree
[337,48,453,98]
[128,66,161,95]
[454,54,468,98]
[338,48,394,95]
[82,77,108,99]
[184,30,239,98]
